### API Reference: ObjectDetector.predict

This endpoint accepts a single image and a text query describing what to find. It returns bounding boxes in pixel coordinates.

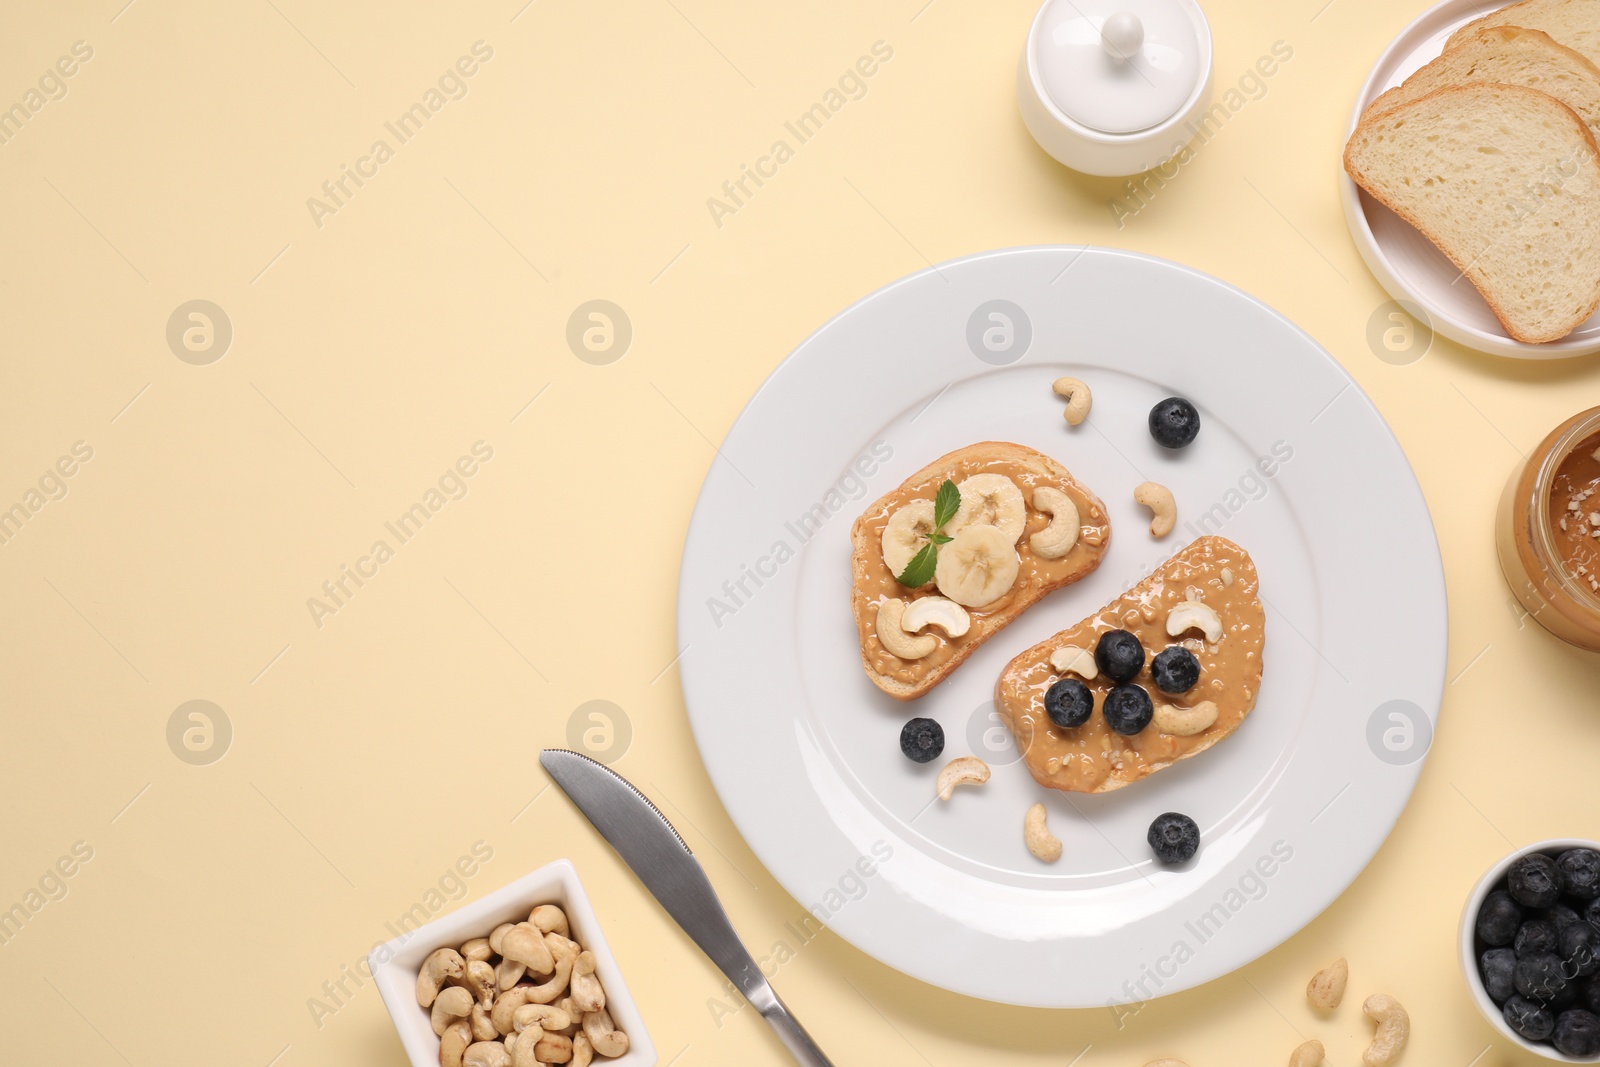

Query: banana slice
[949,474,1026,543]
[881,499,936,585]
[935,524,1020,607]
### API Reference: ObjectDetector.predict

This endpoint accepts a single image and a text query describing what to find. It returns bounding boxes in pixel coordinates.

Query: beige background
[1,0,1597,1064]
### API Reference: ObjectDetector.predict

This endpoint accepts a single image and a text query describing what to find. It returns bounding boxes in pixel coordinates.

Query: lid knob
[1100,12,1144,62]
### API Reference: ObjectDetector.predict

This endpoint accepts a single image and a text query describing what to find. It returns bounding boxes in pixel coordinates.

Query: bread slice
[1344,83,1600,344]
[850,442,1110,701]
[1364,27,1600,135]
[993,536,1262,795]
[1448,0,1600,72]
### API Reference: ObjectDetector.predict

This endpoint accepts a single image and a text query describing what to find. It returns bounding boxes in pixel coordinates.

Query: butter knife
[540,749,835,1067]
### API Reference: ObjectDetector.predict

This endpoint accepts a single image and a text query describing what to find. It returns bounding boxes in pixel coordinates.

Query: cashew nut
[1134,481,1176,538]
[582,1008,630,1059]
[530,904,569,938]
[1029,486,1081,559]
[1361,993,1409,1066]
[555,996,582,1036]
[495,957,526,991]
[508,1029,541,1067]
[875,598,937,660]
[1053,377,1091,425]
[534,1033,574,1063]
[488,923,514,955]
[522,946,575,1004]
[461,959,498,1008]
[500,923,555,975]
[491,986,537,1035]
[1166,600,1222,644]
[462,1041,512,1067]
[545,932,581,961]
[461,937,494,963]
[901,596,971,638]
[512,1003,572,1033]
[569,951,605,1014]
[470,1004,498,1042]
[417,947,466,1008]
[1024,803,1062,863]
[432,986,474,1036]
[1290,1039,1325,1067]
[441,1020,473,1067]
[1153,700,1218,737]
[571,1033,594,1067]
[1306,957,1347,1009]
[1048,645,1097,680]
[936,756,990,800]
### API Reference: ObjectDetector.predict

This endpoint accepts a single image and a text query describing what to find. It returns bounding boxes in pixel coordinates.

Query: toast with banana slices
[994,536,1263,794]
[850,442,1110,701]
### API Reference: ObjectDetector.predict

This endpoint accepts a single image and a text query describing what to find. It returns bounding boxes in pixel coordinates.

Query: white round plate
[677,247,1446,1007]
[1340,0,1600,360]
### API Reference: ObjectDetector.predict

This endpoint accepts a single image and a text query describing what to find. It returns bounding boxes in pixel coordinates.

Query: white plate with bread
[1341,0,1600,358]
[676,247,1447,1006]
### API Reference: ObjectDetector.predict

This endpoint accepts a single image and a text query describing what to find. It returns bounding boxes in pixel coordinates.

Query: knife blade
[540,749,834,1067]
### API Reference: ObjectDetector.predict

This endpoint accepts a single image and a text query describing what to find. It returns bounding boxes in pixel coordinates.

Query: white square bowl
[369,858,656,1067]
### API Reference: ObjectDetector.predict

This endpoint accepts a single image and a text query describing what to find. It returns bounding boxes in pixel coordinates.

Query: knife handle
[749,982,835,1067]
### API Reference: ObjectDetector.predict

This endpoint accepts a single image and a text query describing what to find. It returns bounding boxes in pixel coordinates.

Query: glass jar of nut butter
[1498,406,1600,652]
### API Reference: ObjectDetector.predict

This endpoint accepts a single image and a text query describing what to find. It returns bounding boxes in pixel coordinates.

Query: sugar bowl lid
[1028,0,1209,135]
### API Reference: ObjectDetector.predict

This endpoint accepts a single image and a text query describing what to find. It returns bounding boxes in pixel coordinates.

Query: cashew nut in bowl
[571,1033,594,1067]
[901,596,971,638]
[534,1032,575,1063]
[470,1004,498,1042]
[1134,481,1177,538]
[1153,700,1218,737]
[875,598,937,660]
[1290,1039,1325,1067]
[417,947,466,1008]
[461,959,498,1008]
[936,756,990,800]
[523,947,575,1004]
[495,957,526,991]
[491,986,537,1035]
[499,923,556,975]
[432,985,474,1036]
[1024,803,1062,863]
[462,1041,512,1067]
[1306,957,1347,1009]
[512,1003,571,1033]
[1361,994,1408,1065]
[1166,600,1223,644]
[569,951,606,1013]
[1048,645,1097,679]
[1052,377,1092,425]
[556,996,582,1036]
[488,923,514,955]
[530,904,569,938]
[582,1007,630,1059]
[1029,486,1081,559]
[461,937,493,963]
[507,1029,541,1067]
[440,1020,473,1067]
[545,931,581,960]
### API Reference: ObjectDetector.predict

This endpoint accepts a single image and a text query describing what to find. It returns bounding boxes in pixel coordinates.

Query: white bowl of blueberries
[1463,840,1600,1060]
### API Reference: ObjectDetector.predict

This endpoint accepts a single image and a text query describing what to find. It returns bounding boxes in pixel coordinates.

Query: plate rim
[675,245,1449,1006]
[1338,0,1600,361]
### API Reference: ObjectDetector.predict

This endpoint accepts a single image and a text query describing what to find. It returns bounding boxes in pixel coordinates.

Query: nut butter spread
[994,536,1263,794]
[851,444,1111,689]
[1550,431,1600,592]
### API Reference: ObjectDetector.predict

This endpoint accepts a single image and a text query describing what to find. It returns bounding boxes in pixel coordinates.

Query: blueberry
[1150,646,1201,694]
[899,718,944,764]
[1148,812,1200,863]
[1516,952,1570,1002]
[1517,919,1560,958]
[1103,684,1154,735]
[1582,975,1600,1014]
[1586,896,1600,930]
[1505,996,1556,1041]
[1510,854,1565,908]
[1094,630,1146,683]
[1564,921,1600,977]
[1482,947,1518,1003]
[1560,849,1600,901]
[1478,890,1525,947]
[1555,1009,1600,1058]
[1544,903,1583,931]
[1044,678,1094,729]
[1148,397,1201,449]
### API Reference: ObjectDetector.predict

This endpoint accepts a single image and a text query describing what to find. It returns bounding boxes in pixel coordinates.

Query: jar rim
[1532,407,1600,613]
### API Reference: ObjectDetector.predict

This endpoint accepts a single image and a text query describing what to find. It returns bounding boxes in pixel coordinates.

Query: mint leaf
[933,479,961,529]
[896,542,939,588]
[928,533,952,545]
